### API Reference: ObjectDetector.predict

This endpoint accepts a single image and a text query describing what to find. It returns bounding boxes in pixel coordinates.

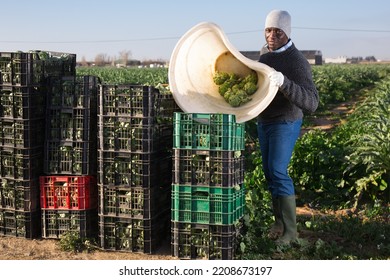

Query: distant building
[240,50,323,65]
[301,50,323,65]
[240,51,260,61]
[324,56,348,64]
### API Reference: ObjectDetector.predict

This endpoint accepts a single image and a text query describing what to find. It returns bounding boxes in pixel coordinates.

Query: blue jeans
[257,120,302,197]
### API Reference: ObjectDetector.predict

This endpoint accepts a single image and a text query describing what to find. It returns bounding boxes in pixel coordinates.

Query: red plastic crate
[39,175,97,210]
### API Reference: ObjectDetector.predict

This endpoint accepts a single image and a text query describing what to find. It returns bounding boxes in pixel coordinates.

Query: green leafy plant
[341,80,390,207]
[58,231,97,253]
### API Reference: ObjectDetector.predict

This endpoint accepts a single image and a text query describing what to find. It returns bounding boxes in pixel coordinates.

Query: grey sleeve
[279,67,319,113]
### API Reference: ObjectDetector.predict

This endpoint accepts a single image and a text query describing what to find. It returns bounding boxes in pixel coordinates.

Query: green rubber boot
[268,196,284,239]
[276,195,298,245]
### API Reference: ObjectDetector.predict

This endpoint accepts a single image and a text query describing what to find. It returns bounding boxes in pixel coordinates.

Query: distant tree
[80,56,88,66]
[94,53,109,66]
[119,50,132,66]
[111,55,116,67]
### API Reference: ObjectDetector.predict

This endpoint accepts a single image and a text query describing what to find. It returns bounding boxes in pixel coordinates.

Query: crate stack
[40,75,99,239]
[171,112,246,260]
[0,51,76,239]
[97,84,177,254]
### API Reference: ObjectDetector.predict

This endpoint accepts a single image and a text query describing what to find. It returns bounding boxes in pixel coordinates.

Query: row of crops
[77,63,388,107]
[289,75,390,208]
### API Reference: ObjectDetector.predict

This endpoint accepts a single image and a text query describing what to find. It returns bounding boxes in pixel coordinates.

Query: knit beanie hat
[265,10,291,38]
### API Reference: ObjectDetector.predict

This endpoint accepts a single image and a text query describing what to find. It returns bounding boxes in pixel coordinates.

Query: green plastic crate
[171,184,245,225]
[173,113,245,151]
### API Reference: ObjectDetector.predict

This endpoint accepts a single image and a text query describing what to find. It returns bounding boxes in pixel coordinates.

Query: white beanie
[265,10,291,38]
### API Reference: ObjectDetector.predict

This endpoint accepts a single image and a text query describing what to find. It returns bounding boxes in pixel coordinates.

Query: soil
[300,97,361,135]
[0,235,176,260]
[0,207,348,260]
[0,95,363,261]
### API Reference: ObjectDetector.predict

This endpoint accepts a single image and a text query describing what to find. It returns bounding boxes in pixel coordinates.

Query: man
[257,10,319,245]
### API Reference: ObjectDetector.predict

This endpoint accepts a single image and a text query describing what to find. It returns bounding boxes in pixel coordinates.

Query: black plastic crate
[0,117,45,148]
[98,115,173,153]
[0,85,45,119]
[0,51,76,86]
[98,185,171,219]
[37,51,76,78]
[157,88,182,121]
[43,140,97,175]
[0,146,43,180]
[98,151,171,188]
[46,108,97,142]
[99,210,170,254]
[98,84,176,120]
[0,208,41,239]
[172,149,245,187]
[41,208,98,239]
[171,221,242,260]
[0,52,44,86]
[0,178,40,211]
[46,75,98,109]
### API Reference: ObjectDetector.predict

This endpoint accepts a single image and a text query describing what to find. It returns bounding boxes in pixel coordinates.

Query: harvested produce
[213,70,258,107]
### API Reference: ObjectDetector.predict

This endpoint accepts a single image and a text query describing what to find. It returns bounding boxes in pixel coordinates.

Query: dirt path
[301,101,356,135]
[301,91,366,135]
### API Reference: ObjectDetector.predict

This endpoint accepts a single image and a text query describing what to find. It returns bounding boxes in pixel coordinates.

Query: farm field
[1,63,390,260]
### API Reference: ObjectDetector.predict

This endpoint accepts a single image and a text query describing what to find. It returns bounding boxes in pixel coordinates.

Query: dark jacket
[258,42,319,123]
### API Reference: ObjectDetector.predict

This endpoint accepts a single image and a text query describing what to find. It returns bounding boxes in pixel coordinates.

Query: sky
[1,0,390,62]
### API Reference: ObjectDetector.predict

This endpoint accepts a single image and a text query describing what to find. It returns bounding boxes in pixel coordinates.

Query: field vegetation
[77,63,390,260]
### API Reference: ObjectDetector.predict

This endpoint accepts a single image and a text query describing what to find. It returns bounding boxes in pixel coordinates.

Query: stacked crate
[171,113,246,260]
[97,84,177,254]
[40,75,99,239]
[0,51,76,239]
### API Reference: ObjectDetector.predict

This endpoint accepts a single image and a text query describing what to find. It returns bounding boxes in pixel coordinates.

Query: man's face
[265,28,289,51]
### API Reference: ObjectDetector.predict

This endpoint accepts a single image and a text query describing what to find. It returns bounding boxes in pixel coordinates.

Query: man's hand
[268,71,284,87]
